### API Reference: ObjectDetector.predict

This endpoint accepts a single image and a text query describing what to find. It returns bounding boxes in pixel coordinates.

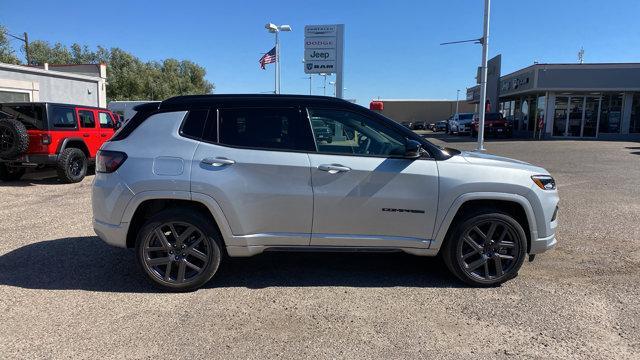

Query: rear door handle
[318,164,351,174]
[201,157,236,167]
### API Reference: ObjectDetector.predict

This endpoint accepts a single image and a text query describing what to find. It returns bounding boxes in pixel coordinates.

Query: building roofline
[501,62,640,79]
[0,62,104,82]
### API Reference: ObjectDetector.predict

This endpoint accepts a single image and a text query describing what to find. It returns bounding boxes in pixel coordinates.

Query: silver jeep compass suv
[92,95,558,291]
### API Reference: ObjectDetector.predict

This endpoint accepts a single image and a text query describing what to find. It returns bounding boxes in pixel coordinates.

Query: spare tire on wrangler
[0,118,29,159]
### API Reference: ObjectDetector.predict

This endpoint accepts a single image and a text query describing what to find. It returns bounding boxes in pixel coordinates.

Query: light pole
[476,0,490,151]
[265,23,292,94]
[320,73,328,96]
[302,76,312,95]
[455,89,460,116]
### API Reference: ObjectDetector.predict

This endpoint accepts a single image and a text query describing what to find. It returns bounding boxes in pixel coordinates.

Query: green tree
[0,25,21,64]
[11,38,214,101]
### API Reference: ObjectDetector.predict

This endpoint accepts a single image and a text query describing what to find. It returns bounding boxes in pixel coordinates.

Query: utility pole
[476,0,491,151]
[5,31,30,65]
[320,73,328,96]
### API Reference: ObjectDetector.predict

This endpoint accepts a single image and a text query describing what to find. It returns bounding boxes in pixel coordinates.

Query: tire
[441,208,527,287]
[56,148,87,183]
[135,208,222,291]
[0,118,29,159]
[0,163,25,181]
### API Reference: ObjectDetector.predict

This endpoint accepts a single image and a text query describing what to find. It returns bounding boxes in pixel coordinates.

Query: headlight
[532,175,556,190]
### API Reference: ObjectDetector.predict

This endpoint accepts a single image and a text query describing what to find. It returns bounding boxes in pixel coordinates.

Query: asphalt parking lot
[1,135,639,359]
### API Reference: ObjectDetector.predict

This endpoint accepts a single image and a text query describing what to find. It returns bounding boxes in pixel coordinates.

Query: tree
[0,25,21,64]
[5,36,214,101]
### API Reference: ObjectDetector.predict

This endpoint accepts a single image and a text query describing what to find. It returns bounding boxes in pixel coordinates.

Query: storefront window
[598,93,623,133]
[521,100,529,131]
[630,93,640,133]
[567,97,583,137]
[553,97,568,136]
[535,95,546,136]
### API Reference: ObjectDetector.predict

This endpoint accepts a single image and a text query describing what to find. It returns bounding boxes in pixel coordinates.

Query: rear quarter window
[0,104,46,130]
[180,109,209,140]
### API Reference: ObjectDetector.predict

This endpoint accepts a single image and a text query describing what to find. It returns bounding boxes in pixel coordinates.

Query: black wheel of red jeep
[56,148,87,183]
[0,118,29,159]
[0,163,26,181]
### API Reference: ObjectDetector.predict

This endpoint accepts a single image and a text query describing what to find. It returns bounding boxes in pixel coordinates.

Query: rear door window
[79,110,96,128]
[217,107,315,152]
[50,106,77,129]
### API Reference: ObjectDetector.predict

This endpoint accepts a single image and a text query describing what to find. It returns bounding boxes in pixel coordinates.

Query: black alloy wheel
[443,210,526,286]
[136,209,222,291]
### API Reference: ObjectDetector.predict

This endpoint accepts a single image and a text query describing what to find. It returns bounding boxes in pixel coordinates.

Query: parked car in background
[449,113,475,135]
[92,94,559,291]
[400,121,425,130]
[0,102,119,183]
[434,120,448,132]
[311,118,333,143]
[107,101,160,124]
[471,112,513,138]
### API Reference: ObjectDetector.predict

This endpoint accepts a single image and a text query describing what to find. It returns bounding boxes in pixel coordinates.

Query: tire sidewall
[57,148,87,183]
[0,118,29,159]
[444,211,527,287]
[135,210,222,292]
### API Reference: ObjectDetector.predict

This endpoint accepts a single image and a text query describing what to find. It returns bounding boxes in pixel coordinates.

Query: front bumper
[529,233,557,254]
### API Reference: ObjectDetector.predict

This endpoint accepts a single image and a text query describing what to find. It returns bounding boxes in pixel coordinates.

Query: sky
[2,0,639,104]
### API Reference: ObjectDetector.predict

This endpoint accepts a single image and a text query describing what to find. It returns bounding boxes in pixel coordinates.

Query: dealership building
[467,60,640,140]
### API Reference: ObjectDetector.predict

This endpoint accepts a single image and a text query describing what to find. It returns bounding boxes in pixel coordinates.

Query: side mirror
[404,139,422,159]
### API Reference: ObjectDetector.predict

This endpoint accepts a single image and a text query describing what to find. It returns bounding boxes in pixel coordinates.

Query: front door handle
[318,164,351,174]
[201,157,236,167]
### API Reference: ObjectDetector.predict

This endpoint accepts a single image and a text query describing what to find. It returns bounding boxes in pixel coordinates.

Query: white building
[0,62,107,107]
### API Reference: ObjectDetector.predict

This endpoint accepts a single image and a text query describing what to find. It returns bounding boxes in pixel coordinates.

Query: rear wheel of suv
[56,148,87,183]
[442,208,527,287]
[135,208,222,291]
[0,163,26,181]
[0,118,29,159]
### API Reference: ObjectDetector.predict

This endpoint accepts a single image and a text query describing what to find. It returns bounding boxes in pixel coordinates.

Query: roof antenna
[578,47,585,64]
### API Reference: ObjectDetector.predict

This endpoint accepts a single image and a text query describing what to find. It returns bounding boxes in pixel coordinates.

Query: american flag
[259,47,276,69]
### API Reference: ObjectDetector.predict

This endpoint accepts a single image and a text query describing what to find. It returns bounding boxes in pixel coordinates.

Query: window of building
[0,90,30,103]
[218,107,315,152]
[553,97,568,136]
[308,108,407,157]
[598,93,623,134]
[50,106,76,129]
[629,93,640,134]
[99,112,114,128]
[78,110,95,128]
[535,95,546,136]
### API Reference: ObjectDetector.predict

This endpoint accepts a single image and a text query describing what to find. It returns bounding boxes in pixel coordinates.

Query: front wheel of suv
[442,209,527,287]
[56,148,87,183]
[0,163,26,181]
[135,208,223,291]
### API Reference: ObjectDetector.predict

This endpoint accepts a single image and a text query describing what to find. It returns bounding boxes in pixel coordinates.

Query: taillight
[41,134,51,145]
[96,150,127,173]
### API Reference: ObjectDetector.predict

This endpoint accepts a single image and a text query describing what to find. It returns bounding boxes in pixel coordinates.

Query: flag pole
[275,31,279,94]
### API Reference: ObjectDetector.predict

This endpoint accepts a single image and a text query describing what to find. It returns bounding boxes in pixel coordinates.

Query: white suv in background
[449,112,475,135]
[92,95,559,291]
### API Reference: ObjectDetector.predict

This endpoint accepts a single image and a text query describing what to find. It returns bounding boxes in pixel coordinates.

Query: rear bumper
[93,218,128,248]
[0,154,58,166]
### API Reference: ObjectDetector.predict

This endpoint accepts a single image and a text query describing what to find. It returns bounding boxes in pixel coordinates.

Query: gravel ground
[1,136,639,359]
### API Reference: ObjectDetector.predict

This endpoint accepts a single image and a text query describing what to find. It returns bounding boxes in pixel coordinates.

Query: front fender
[430,192,538,251]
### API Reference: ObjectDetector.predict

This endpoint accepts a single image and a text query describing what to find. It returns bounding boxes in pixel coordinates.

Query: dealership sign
[304,24,344,78]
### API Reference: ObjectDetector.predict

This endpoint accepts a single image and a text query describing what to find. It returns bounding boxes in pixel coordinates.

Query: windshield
[459,113,474,120]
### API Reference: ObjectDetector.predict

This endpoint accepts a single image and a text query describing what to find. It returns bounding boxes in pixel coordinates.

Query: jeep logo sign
[304,49,336,61]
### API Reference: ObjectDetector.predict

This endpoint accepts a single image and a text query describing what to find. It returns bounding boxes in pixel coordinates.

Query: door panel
[191,144,313,246]
[308,154,438,248]
[76,108,101,157]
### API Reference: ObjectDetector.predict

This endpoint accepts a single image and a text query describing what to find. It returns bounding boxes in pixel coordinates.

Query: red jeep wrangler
[0,102,119,183]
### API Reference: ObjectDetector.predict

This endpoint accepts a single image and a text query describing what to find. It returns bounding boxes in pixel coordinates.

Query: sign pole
[335,24,344,99]
[476,0,490,151]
